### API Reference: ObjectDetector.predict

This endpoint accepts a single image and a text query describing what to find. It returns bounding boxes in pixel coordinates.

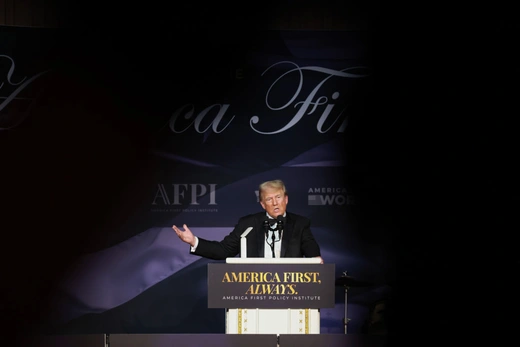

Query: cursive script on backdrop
[0,55,50,131]
[168,61,370,135]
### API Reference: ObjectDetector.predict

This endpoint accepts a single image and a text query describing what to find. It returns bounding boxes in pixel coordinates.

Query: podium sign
[208,263,335,309]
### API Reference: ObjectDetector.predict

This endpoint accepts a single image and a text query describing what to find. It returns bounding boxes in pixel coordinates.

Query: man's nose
[272,199,278,206]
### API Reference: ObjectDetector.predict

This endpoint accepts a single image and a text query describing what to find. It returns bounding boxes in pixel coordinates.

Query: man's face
[259,187,288,218]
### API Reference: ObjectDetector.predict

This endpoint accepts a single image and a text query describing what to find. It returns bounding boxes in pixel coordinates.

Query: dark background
[2,0,519,342]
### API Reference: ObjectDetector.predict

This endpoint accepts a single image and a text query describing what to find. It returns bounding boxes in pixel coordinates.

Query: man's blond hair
[258,179,287,201]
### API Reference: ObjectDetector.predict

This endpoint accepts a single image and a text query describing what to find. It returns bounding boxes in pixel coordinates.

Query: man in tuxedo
[172,179,324,263]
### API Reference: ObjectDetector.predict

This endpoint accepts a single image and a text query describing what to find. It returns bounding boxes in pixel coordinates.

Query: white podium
[223,257,323,335]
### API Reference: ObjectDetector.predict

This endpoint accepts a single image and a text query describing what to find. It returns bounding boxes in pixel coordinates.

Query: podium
[207,257,335,335]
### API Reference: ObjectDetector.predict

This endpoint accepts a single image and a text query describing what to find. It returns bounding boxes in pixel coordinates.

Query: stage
[20,333,387,347]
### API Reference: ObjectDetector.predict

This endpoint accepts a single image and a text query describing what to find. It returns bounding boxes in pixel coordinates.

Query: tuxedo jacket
[191,211,321,260]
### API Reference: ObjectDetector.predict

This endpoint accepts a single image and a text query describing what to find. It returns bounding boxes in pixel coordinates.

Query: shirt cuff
[190,236,199,252]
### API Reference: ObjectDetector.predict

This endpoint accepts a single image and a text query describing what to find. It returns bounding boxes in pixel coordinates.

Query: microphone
[263,219,270,237]
[276,215,284,239]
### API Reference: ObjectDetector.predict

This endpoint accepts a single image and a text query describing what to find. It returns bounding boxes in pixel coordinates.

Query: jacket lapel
[255,214,266,257]
[280,215,293,257]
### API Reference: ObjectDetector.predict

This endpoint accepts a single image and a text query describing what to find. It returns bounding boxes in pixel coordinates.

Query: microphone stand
[263,220,276,257]
[272,216,284,258]
[270,231,276,258]
[265,218,285,258]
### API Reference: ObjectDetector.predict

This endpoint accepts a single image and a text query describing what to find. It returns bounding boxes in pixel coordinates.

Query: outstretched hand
[172,224,196,247]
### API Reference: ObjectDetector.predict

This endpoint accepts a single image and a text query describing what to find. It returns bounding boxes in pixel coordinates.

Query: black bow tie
[267,216,286,227]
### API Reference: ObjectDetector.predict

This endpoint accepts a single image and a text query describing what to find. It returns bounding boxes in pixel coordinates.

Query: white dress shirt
[264,213,285,258]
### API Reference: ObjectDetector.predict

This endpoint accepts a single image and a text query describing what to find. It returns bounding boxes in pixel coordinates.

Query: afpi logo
[152,183,217,205]
[307,187,354,206]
